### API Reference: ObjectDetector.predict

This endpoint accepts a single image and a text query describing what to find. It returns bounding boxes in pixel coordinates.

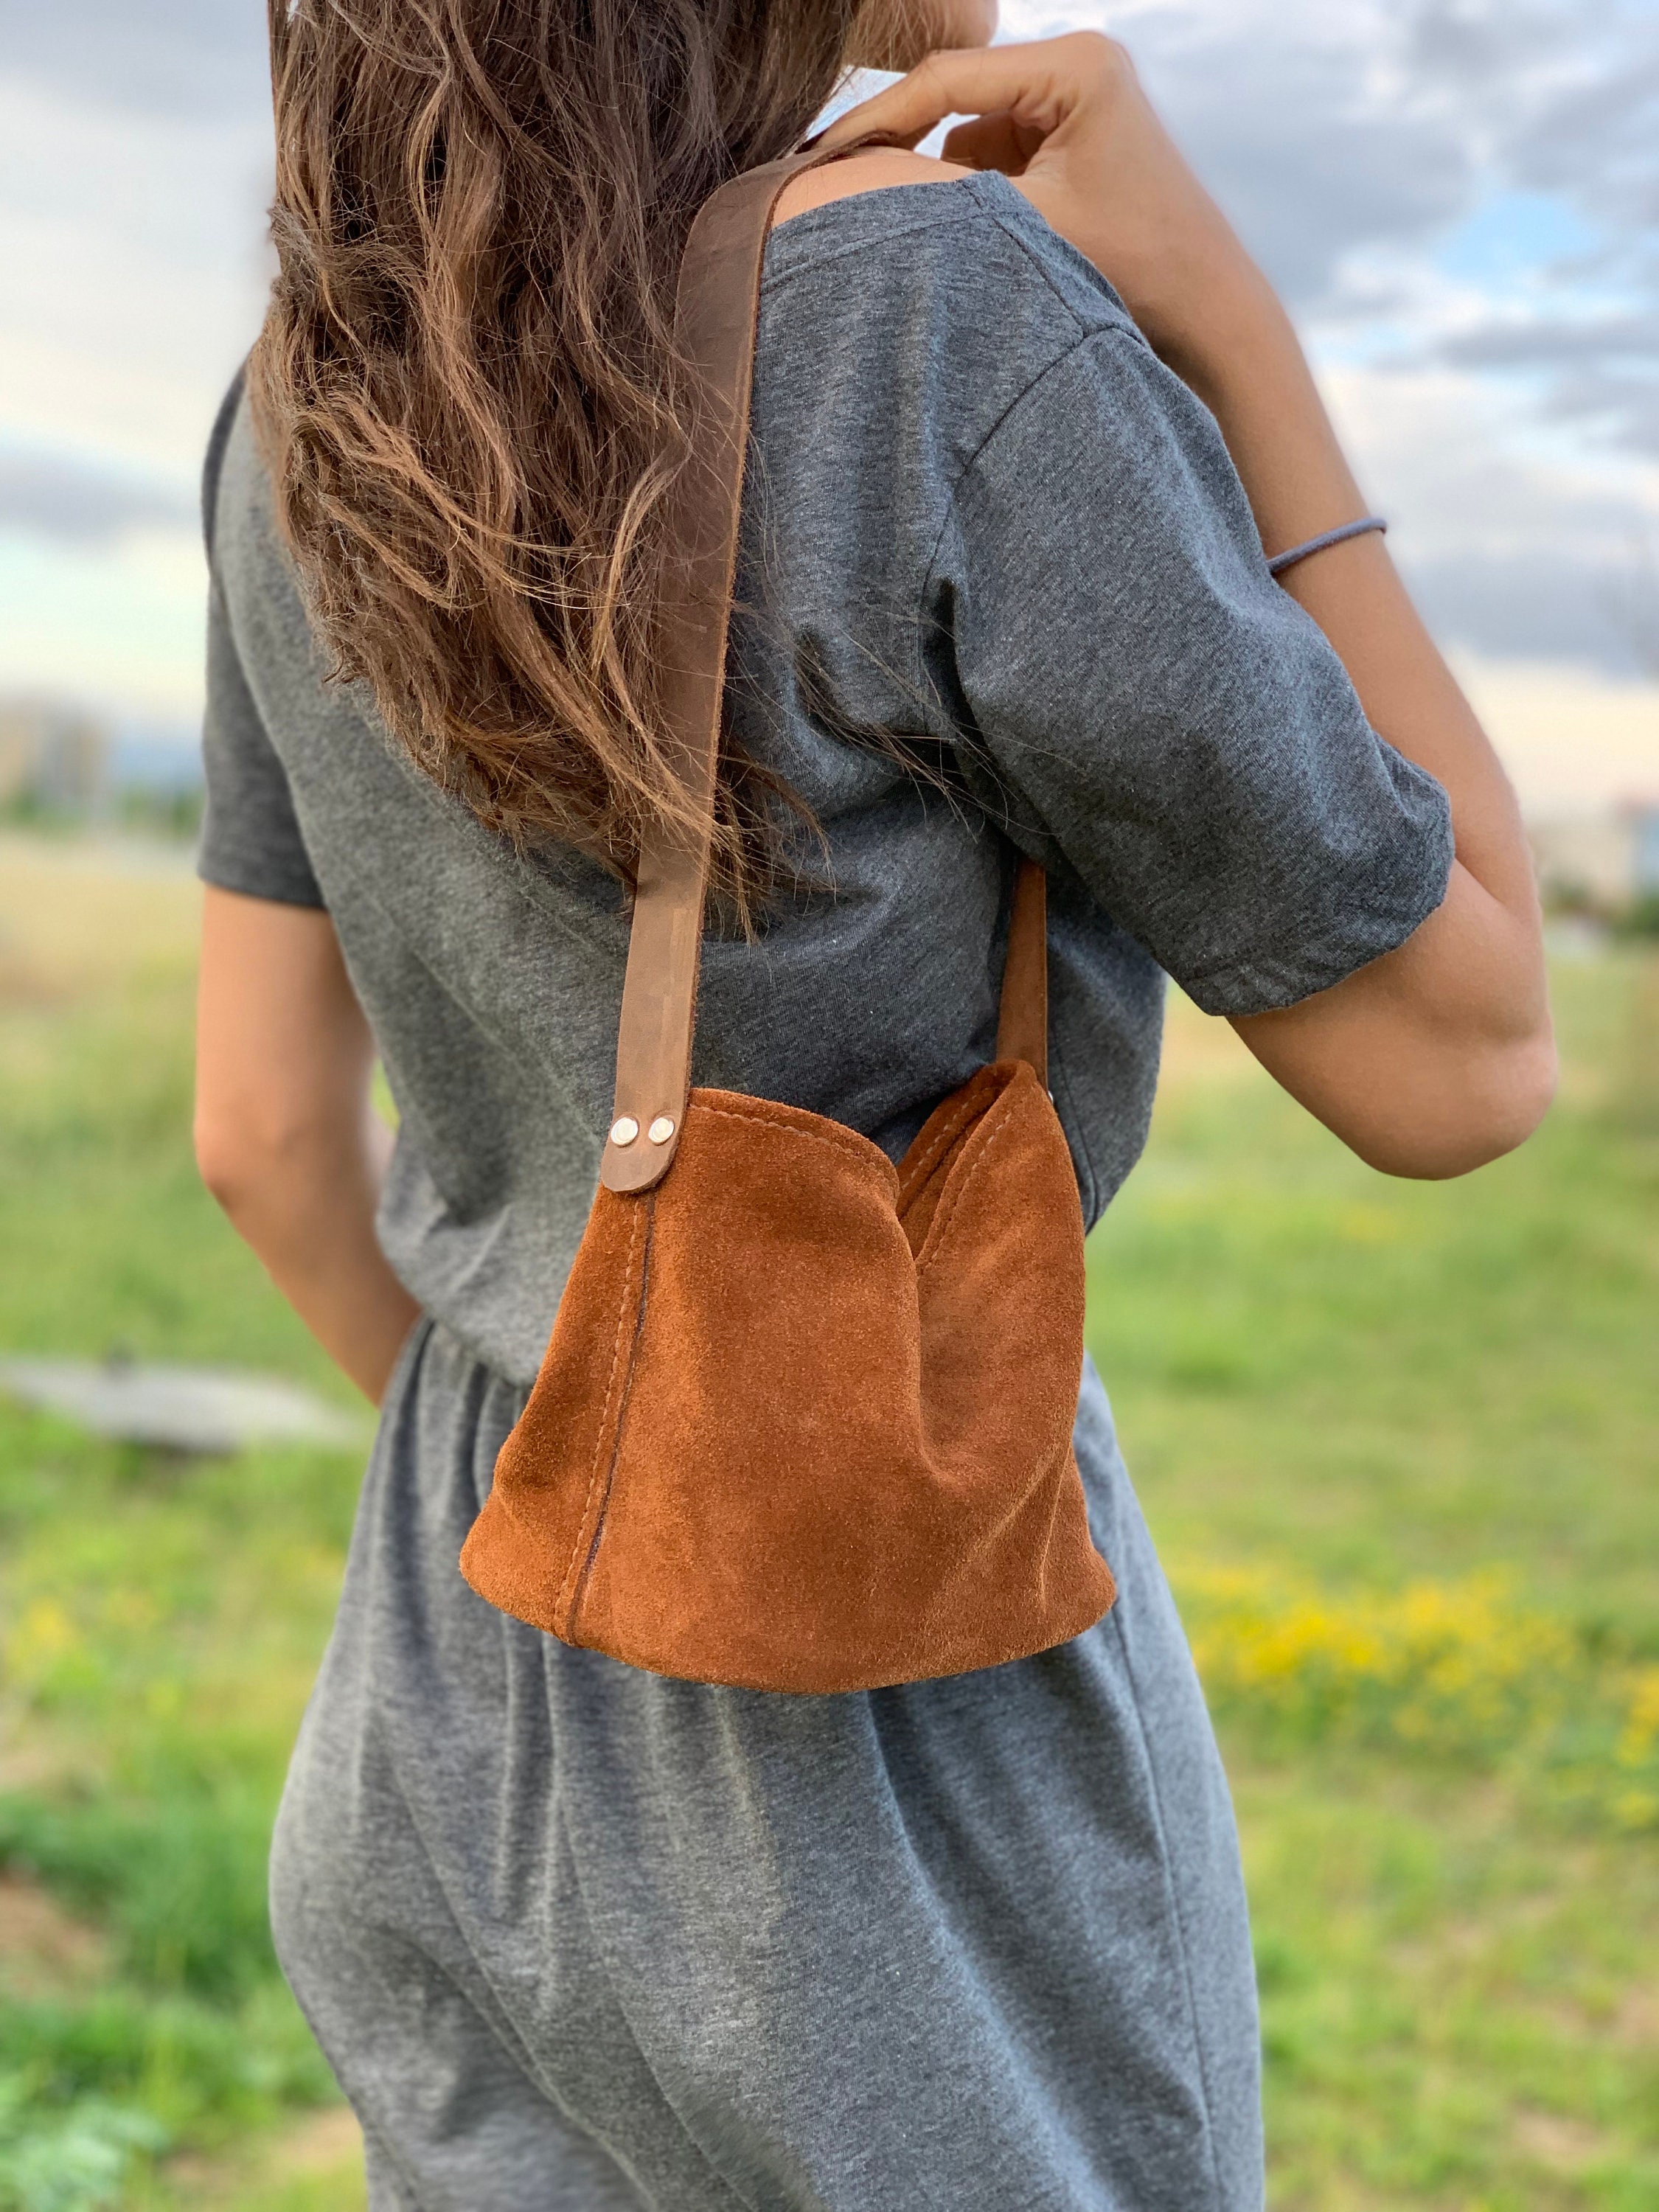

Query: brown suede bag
[459,145,1118,1692]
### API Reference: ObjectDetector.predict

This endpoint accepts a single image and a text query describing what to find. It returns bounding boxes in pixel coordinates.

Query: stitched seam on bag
[568,1198,655,1641]
[557,1202,644,1627]
[698,1102,877,1170]
[897,1085,993,1210]
[913,1090,1020,1281]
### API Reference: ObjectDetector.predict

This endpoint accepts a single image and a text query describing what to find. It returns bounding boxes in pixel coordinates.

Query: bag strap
[995,855,1048,1079]
[601,147,1048,1197]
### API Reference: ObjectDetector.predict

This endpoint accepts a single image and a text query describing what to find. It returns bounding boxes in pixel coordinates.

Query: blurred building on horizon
[0,698,108,814]
[1531,801,1659,919]
[0,692,205,835]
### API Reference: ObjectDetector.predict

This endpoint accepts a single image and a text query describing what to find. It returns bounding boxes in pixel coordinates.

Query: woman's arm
[195,886,421,1402]
[826,38,1556,1179]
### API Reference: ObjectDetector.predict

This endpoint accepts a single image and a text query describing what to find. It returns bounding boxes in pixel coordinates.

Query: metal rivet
[647,1115,676,1145]
[609,1116,639,1147]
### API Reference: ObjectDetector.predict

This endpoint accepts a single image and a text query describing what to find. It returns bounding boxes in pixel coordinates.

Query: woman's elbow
[195,1114,265,1219]
[193,1103,335,1220]
[1349,1029,1559,1180]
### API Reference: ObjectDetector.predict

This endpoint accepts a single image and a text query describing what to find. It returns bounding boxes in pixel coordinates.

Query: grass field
[0,830,1655,2210]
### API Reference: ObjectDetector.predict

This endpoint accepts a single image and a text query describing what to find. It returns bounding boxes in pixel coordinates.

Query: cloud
[1405,549,1644,669]
[0,0,268,122]
[1416,6,1659,459]
[0,75,271,473]
[1093,4,1478,309]
[0,447,195,546]
[1441,314,1659,458]
[0,528,209,720]
[1321,356,1659,674]
[1007,0,1659,447]
[995,0,1659,678]
[1003,0,1526,304]
[1449,315,1659,369]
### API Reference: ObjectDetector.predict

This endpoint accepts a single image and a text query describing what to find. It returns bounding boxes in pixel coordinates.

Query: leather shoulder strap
[600,150,1048,1194]
[599,148,827,1195]
[996,857,1048,1087]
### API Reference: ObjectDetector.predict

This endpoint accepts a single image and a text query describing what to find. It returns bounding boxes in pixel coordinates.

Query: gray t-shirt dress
[201,174,1453,2212]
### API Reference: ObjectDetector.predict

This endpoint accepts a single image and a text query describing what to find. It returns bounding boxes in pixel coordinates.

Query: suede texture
[461,1062,1116,1691]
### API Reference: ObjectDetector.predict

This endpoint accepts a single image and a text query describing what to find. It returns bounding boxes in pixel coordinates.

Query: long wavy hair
[250,0,929,919]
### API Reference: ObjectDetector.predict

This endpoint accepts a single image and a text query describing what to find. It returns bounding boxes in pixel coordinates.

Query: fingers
[821,49,1034,153]
[940,113,1033,175]
[819,32,1123,153]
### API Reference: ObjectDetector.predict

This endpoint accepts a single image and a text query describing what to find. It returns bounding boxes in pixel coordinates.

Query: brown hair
[249,1,939,919]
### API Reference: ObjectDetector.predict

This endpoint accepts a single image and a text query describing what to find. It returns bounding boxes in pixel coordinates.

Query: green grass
[0,838,1655,2208]
[1087,947,1659,2208]
[1089,959,1658,1635]
[0,846,361,2209]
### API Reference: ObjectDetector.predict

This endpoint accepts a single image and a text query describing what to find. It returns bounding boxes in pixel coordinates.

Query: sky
[0,0,1656,809]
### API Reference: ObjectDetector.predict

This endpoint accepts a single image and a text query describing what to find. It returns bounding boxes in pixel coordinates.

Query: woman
[194,3,1554,2205]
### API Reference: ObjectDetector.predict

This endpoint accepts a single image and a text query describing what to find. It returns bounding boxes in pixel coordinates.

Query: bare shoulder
[773,147,975,228]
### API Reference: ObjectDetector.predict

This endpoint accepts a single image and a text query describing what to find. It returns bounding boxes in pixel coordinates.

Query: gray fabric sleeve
[939,327,1455,1017]
[197,381,325,911]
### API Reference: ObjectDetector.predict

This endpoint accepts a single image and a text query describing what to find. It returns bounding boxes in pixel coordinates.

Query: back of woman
[194,4,1554,2205]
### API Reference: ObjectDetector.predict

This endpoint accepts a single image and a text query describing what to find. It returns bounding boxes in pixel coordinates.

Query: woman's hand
[821,32,1273,384]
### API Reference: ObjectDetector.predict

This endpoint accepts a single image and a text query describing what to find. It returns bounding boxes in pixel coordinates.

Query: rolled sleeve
[197,378,325,911]
[938,327,1453,1015]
